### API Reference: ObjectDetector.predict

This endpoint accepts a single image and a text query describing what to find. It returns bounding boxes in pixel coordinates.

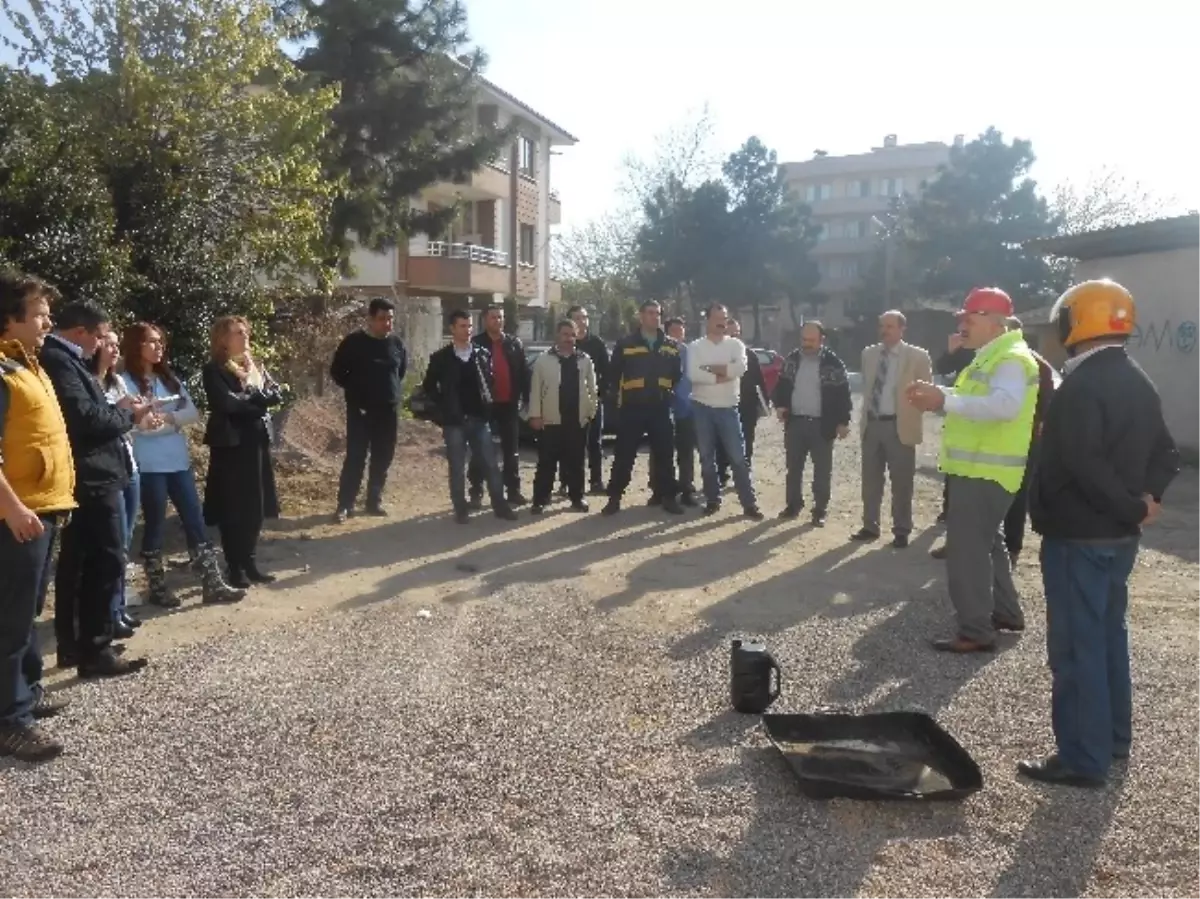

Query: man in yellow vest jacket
[0,271,77,762]
[907,287,1038,653]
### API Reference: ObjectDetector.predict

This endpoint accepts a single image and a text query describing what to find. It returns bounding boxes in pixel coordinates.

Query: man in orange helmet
[907,287,1037,653]
[1018,280,1179,787]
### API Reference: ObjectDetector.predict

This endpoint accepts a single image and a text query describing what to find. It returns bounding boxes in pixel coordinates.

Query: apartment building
[339,73,577,356]
[780,135,956,325]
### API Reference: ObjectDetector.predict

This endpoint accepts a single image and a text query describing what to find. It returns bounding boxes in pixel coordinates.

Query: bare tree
[618,102,722,209]
[1051,166,1178,235]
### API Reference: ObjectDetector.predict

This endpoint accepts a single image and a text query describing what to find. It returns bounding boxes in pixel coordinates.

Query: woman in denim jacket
[120,323,244,606]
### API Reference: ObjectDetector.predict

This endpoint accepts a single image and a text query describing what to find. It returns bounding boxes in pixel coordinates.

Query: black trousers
[718,406,758,481]
[649,414,696,496]
[469,401,521,497]
[535,422,586,504]
[54,489,123,659]
[585,404,605,486]
[1004,452,1035,557]
[609,404,675,501]
[337,404,399,511]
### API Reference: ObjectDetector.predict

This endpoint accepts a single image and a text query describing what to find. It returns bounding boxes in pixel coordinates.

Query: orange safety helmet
[958,287,1014,318]
[1051,279,1136,348]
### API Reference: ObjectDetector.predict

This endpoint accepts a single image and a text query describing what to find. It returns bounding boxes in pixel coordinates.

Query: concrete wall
[1075,247,1199,452]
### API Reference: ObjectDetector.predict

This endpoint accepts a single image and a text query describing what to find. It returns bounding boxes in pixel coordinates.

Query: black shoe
[32,692,69,720]
[78,649,149,680]
[601,500,621,516]
[226,567,253,589]
[743,507,765,521]
[113,619,136,640]
[332,509,349,524]
[569,501,589,513]
[930,543,947,560]
[1017,755,1105,788]
[701,502,720,517]
[891,534,909,549]
[56,647,78,669]
[494,505,519,521]
[679,492,699,507]
[811,511,827,527]
[454,510,470,524]
[244,559,277,584]
[588,482,607,496]
[508,493,529,507]
[850,528,880,542]
[646,495,663,507]
[661,498,685,515]
[364,505,389,517]
[936,511,948,525]
[530,504,545,516]
[778,506,799,520]
[467,495,484,511]
[556,486,568,498]
[0,722,63,762]
[121,613,143,629]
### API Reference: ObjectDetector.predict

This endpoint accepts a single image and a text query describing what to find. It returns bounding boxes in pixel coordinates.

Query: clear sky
[465,0,1200,230]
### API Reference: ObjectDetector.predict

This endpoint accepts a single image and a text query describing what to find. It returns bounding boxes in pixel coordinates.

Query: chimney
[953,134,964,148]
[883,134,897,148]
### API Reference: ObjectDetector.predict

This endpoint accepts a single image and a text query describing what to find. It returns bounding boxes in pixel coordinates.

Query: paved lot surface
[2,401,1197,897]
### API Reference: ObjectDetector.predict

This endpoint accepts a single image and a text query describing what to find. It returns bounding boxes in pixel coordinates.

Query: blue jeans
[111,476,140,621]
[444,417,504,513]
[0,515,60,725]
[139,469,208,556]
[693,403,756,510]
[1041,536,1139,779]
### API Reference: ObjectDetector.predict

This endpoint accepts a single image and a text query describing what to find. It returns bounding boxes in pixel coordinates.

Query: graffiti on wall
[1131,319,1197,355]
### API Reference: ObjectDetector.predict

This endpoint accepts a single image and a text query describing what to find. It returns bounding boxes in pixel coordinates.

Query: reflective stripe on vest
[939,330,1039,493]
[657,377,673,389]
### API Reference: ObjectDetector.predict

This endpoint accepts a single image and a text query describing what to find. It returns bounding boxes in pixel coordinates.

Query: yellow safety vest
[939,330,1039,493]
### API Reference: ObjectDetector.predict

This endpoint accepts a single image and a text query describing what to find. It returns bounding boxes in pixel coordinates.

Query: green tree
[292,0,510,274]
[2,0,337,369]
[900,127,1065,312]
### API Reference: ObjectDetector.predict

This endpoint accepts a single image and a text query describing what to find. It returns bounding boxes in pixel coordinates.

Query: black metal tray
[762,709,983,801]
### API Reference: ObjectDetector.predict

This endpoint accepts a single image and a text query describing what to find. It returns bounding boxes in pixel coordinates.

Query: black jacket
[577,333,611,395]
[330,330,408,410]
[472,331,527,405]
[771,346,853,441]
[422,343,495,427]
[935,346,976,378]
[201,361,282,449]
[608,330,683,408]
[740,349,768,415]
[38,333,132,494]
[1030,346,1180,541]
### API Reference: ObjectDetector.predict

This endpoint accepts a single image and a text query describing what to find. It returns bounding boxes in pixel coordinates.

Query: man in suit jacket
[853,310,932,549]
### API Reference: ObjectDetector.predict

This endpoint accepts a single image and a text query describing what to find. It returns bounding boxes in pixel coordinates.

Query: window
[818,183,832,200]
[844,220,862,239]
[879,177,905,198]
[845,180,861,198]
[518,136,535,177]
[804,184,818,203]
[815,223,828,242]
[519,224,536,265]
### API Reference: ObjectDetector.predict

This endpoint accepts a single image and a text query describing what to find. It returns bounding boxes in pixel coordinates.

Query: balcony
[422,161,511,204]
[406,241,511,295]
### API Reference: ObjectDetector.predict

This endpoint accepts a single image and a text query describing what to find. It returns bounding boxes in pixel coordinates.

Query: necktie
[871,349,890,416]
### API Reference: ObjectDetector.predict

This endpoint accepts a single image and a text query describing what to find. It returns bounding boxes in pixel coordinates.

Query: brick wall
[516,174,539,298]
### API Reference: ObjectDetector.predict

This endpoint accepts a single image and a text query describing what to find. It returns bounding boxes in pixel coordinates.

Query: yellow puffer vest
[0,339,77,513]
[939,330,1039,493]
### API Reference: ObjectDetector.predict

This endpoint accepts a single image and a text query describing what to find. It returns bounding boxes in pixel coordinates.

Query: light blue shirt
[121,372,200,473]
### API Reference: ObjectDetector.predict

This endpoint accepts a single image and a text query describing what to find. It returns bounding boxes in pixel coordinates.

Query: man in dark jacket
[422,310,518,525]
[40,301,151,678]
[716,317,767,485]
[770,321,852,525]
[468,304,528,506]
[330,297,408,522]
[602,300,685,516]
[569,304,610,493]
[1019,280,1179,788]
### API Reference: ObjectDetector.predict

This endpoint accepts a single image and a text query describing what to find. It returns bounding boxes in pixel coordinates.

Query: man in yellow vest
[0,271,77,762]
[907,287,1038,653]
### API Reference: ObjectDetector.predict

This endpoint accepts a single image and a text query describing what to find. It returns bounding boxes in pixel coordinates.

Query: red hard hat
[959,287,1014,318]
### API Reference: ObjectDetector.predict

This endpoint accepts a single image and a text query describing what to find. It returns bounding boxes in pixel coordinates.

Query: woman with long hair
[201,316,282,588]
[90,329,145,637]
[121,323,244,606]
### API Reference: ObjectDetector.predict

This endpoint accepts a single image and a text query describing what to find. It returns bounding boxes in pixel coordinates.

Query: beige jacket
[860,340,933,446]
[528,349,598,426]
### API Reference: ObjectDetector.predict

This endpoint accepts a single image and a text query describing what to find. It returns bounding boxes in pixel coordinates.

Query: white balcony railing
[421,240,509,267]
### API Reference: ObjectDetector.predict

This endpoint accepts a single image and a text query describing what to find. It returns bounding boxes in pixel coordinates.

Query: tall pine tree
[293,0,511,275]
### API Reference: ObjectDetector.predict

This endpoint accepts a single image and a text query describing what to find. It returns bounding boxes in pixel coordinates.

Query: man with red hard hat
[907,286,1037,653]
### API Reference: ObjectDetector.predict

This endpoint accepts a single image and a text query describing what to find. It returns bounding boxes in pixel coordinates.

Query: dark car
[518,342,617,444]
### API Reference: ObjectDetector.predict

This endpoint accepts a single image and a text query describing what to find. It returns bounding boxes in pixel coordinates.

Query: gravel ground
[1,400,1196,897]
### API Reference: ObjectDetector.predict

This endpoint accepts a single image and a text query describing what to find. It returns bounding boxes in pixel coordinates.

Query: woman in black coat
[201,315,282,588]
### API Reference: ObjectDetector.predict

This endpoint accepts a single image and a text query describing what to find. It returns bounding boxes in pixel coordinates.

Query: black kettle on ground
[730,638,781,714]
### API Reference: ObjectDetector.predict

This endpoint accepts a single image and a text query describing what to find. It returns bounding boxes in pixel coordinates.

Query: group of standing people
[1,270,282,762]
